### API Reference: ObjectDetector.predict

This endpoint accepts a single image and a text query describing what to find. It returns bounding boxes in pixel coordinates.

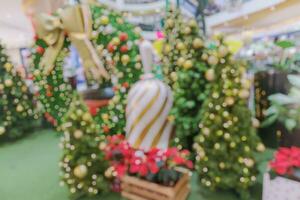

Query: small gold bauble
[0,84,4,91]
[225,97,235,106]
[193,38,204,49]
[218,45,229,57]
[21,86,27,92]
[33,70,40,77]
[177,57,185,66]
[188,19,197,27]
[166,19,174,28]
[112,37,120,46]
[164,44,171,53]
[16,104,24,112]
[101,113,109,120]
[4,79,13,87]
[201,53,208,60]
[176,42,185,51]
[205,69,215,81]
[74,130,83,139]
[183,27,192,35]
[0,126,5,135]
[208,55,218,65]
[256,143,265,152]
[239,89,250,99]
[82,113,92,122]
[121,54,130,65]
[252,118,260,128]
[4,63,12,71]
[100,16,109,25]
[74,165,88,179]
[98,142,106,150]
[183,60,193,69]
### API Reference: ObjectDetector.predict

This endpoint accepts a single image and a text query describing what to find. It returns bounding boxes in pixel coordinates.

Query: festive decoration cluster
[0,43,39,140]
[193,36,265,199]
[90,5,143,135]
[60,94,108,198]
[31,38,73,127]
[162,8,210,150]
[104,134,193,186]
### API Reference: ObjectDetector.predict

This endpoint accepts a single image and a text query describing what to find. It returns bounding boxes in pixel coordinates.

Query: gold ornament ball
[252,118,260,128]
[112,37,120,46]
[74,130,83,139]
[98,142,106,150]
[183,27,192,35]
[164,44,171,53]
[121,54,130,65]
[239,89,250,99]
[82,113,92,122]
[176,42,185,51]
[33,70,40,77]
[4,79,13,87]
[218,45,229,57]
[21,86,27,92]
[225,97,235,106]
[0,126,5,135]
[188,19,197,27]
[183,60,193,69]
[4,63,12,71]
[205,69,215,81]
[100,16,109,25]
[208,55,218,65]
[74,165,88,179]
[193,38,204,49]
[166,19,174,28]
[16,104,24,112]
[201,53,208,61]
[177,57,185,66]
[0,84,4,91]
[256,143,265,152]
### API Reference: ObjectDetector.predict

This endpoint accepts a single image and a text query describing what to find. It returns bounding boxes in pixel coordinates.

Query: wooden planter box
[121,171,190,200]
[263,173,300,200]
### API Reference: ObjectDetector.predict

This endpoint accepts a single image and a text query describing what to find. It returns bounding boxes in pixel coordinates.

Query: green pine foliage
[60,93,108,198]
[31,38,73,127]
[162,8,209,150]
[194,37,264,199]
[0,43,39,140]
[91,4,143,135]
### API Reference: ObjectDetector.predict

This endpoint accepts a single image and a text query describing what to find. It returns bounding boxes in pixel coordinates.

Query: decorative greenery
[262,74,300,132]
[60,93,108,198]
[162,8,210,150]
[0,43,39,140]
[194,36,264,199]
[104,134,193,186]
[91,4,143,135]
[31,38,73,127]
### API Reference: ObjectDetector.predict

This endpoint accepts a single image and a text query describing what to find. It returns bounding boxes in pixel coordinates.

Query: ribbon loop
[34,5,109,80]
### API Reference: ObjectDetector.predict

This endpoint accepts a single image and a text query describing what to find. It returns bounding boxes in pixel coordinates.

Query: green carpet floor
[0,130,273,200]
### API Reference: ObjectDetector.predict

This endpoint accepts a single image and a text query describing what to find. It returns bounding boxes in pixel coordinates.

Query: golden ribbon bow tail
[34,5,109,81]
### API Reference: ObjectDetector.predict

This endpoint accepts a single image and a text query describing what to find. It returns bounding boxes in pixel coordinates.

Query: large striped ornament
[125,77,173,150]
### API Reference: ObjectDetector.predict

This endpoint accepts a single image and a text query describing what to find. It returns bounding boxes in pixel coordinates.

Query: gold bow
[34,4,109,80]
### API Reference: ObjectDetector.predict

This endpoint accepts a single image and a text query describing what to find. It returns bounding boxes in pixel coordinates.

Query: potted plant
[263,147,300,200]
[262,74,300,146]
[103,134,193,200]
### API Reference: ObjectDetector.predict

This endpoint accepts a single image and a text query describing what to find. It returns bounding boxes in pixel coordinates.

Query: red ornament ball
[119,32,128,42]
[120,45,128,53]
[36,46,45,55]
[107,43,115,53]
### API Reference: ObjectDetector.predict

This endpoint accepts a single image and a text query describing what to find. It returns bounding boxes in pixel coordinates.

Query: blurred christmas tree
[0,43,39,140]
[91,5,143,135]
[31,38,73,127]
[194,37,265,199]
[60,93,108,198]
[162,8,209,150]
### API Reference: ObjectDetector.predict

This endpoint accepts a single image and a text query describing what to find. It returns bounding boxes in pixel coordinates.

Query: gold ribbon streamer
[34,5,109,80]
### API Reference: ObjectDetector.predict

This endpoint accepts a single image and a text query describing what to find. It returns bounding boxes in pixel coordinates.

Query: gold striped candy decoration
[125,78,173,151]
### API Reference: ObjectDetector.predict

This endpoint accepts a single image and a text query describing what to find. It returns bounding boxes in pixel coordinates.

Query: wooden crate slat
[122,175,174,196]
[173,173,189,194]
[121,182,169,200]
[175,187,190,200]
[122,191,149,200]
